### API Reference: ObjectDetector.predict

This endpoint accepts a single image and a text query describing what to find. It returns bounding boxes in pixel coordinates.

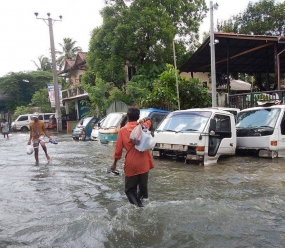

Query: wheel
[21,126,29,132]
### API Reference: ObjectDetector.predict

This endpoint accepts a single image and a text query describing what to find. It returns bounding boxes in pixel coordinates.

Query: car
[90,117,106,141]
[72,116,100,141]
[11,112,54,132]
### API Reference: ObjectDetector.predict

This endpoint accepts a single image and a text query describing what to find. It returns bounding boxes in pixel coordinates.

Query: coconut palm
[32,55,52,72]
[56,38,82,71]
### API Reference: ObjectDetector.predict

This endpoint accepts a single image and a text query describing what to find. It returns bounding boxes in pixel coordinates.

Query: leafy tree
[142,64,211,110]
[82,77,113,116]
[11,106,31,120]
[122,62,167,105]
[85,0,207,89]
[216,0,285,91]
[56,38,82,71]
[32,55,52,72]
[30,88,54,113]
[217,0,285,36]
[0,71,53,112]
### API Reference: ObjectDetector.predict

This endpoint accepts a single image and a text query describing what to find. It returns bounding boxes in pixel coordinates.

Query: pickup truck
[152,108,236,165]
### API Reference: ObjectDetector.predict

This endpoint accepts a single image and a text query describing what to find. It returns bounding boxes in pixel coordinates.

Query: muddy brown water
[1,132,285,247]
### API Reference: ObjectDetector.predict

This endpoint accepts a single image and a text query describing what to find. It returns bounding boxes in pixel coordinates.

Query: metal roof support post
[277,48,285,91]
[210,1,218,107]
[277,37,285,90]
[173,40,180,110]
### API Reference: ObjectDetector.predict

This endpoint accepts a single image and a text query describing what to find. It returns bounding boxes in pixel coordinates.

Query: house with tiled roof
[58,52,89,120]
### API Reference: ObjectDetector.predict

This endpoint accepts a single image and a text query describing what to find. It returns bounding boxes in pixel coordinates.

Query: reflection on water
[1,133,285,247]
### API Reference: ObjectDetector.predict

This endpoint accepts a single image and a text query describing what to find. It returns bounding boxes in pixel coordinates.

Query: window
[281,113,285,135]
[214,114,231,133]
[18,116,28,121]
[44,114,51,120]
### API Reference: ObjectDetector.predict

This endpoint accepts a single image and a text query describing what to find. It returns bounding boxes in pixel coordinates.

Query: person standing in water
[1,119,10,139]
[110,107,154,207]
[27,113,52,165]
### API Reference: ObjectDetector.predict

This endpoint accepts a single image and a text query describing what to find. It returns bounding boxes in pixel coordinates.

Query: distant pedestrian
[27,112,52,165]
[1,119,10,139]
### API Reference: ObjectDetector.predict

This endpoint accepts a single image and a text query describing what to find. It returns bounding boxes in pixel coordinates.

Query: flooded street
[1,132,285,247]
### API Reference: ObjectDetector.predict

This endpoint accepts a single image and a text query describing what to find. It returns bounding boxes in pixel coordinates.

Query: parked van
[98,112,127,145]
[152,108,237,165]
[236,104,285,158]
[98,108,170,146]
[139,108,170,133]
[11,113,54,132]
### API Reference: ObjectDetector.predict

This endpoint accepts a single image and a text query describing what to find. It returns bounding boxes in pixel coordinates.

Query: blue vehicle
[72,116,100,141]
[139,108,170,133]
[98,108,169,145]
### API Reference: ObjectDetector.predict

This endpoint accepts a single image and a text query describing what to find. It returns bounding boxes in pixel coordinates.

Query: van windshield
[101,113,124,128]
[140,110,151,119]
[156,111,211,132]
[236,108,280,128]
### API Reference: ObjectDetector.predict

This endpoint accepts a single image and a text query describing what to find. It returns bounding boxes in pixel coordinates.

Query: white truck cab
[152,108,236,165]
[236,104,285,158]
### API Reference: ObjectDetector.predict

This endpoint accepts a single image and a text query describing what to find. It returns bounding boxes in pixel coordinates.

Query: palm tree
[56,38,82,71]
[32,55,52,72]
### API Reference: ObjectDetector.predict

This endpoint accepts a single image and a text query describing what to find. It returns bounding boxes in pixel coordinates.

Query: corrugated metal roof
[180,32,285,74]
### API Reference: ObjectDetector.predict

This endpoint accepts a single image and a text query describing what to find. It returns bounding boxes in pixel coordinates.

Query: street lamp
[173,40,180,110]
[34,12,63,132]
[209,1,218,107]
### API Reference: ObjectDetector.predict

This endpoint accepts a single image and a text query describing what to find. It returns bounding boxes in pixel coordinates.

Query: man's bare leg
[34,147,39,165]
[41,142,50,162]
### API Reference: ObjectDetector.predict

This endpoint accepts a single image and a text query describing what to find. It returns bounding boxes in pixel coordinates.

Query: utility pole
[34,12,63,132]
[173,40,180,110]
[210,1,218,107]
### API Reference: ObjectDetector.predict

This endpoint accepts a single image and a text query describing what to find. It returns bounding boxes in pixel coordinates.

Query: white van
[11,113,55,132]
[152,108,237,165]
[236,104,285,158]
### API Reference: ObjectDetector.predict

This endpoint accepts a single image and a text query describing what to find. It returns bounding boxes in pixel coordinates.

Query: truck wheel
[21,126,29,132]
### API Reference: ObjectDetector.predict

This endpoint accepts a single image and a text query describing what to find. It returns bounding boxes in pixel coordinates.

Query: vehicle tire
[21,126,29,132]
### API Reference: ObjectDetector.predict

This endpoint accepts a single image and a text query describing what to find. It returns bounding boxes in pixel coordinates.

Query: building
[58,52,88,120]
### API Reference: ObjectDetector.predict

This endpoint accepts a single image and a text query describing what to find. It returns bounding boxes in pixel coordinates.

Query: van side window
[39,115,43,120]
[44,115,51,120]
[18,116,28,121]
[281,113,285,135]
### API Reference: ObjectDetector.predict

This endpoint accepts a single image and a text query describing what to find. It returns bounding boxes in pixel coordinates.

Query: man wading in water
[110,107,155,207]
[27,112,52,165]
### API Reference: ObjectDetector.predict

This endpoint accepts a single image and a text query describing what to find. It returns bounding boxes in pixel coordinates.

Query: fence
[228,90,285,110]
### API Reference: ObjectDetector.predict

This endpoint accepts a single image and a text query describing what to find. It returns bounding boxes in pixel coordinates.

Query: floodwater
[1,132,285,247]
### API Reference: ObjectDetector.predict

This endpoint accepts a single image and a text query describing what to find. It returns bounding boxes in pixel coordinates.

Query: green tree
[11,106,31,120]
[82,77,113,116]
[216,0,285,91]
[32,55,52,72]
[142,64,211,110]
[30,88,54,113]
[0,71,53,112]
[84,0,207,88]
[56,38,82,71]
[217,0,285,36]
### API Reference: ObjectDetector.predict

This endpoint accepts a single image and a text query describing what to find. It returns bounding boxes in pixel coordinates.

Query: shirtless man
[27,112,52,165]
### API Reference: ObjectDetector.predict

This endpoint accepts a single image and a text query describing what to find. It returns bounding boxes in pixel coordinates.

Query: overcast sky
[1,0,262,77]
